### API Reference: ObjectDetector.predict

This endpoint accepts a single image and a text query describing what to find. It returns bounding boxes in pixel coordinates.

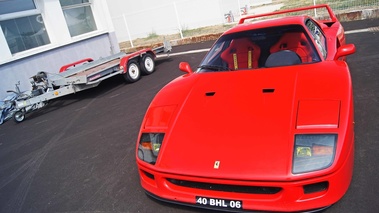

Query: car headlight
[137,133,164,165]
[293,134,337,174]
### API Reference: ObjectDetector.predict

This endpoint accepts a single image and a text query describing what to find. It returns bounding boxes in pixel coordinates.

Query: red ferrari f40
[136,4,355,212]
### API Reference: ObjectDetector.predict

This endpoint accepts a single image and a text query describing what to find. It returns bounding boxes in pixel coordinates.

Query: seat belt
[248,49,252,69]
[233,48,253,70]
[232,53,238,70]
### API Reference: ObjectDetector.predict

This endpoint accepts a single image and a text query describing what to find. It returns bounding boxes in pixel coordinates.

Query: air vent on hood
[262,88,275,93]
[205,91,216,96]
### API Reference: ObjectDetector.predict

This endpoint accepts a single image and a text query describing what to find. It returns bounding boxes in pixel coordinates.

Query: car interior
[198,25,320,72]
[220,37,261,70]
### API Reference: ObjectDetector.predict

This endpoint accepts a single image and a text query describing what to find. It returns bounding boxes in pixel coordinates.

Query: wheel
[123,60,141,83]
[140,53,155,75]
[13,110,25,123]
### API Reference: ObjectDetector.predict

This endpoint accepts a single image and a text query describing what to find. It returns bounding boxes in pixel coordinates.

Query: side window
[199,41,226,66]
[0,0,51,54]
[306,19,327,59]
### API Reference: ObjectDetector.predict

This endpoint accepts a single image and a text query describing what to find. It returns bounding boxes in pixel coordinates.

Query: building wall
[0,0,119,100]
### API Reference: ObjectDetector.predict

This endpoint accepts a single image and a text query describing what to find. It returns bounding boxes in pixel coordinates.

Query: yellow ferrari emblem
[214,161,220,169]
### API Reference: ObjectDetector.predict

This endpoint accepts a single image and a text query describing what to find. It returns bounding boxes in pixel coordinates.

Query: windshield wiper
[198,65,231,71]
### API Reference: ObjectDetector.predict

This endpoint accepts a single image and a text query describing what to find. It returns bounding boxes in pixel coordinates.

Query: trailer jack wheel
[124,60,141,83]
[14,110,25,123]
[140,53,155,75]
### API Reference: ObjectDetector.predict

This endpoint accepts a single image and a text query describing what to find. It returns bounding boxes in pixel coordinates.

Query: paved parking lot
[0,19,379,213]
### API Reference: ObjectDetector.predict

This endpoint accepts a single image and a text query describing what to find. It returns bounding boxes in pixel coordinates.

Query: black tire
[13,110,25,123]
[140,53,155,75]
[123,60,141,83]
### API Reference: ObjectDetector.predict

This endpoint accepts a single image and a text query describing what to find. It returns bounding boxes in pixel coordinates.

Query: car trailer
[13,41,172,123]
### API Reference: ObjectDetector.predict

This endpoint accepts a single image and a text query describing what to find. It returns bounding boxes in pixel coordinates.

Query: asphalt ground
[0,19,379,213]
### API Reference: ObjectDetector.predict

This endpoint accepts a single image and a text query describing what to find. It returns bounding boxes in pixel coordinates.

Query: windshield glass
[197,25,321,72]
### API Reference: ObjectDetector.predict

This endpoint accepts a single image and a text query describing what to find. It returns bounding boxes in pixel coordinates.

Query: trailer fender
[59,58,94,73]
[119,48,156,74]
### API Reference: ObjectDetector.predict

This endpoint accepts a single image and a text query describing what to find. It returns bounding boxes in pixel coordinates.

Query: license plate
[196,196,242,209]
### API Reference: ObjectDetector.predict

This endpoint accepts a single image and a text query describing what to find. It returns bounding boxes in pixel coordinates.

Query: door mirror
[179,62,193,74]
[334,44,356,60]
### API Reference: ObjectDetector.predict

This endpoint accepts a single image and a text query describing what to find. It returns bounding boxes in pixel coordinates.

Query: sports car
[136,4,355,212]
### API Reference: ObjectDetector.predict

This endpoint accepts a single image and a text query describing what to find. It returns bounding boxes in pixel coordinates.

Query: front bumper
[137,141,353,212]
[145,190,330,213]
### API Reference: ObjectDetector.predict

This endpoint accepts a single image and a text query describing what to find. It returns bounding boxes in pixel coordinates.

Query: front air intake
[303,181,329,194]
[167,178,281,194]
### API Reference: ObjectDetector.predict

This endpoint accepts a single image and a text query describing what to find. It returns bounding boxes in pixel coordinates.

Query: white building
[0,0,119,100]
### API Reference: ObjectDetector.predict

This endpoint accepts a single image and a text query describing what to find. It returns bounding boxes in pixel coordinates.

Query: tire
[140,53,155,75]
[123,60,141,83]
[13,110,25,123]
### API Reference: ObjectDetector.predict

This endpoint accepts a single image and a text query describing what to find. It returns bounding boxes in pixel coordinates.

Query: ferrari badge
[214,161,220,169]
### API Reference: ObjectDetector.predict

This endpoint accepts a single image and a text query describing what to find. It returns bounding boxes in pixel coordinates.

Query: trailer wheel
[14,110,25,123]
[140,53,155,75]
[124,60,141,83]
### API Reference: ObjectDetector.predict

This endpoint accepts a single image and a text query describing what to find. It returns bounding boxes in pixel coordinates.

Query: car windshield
[197,25,321,72]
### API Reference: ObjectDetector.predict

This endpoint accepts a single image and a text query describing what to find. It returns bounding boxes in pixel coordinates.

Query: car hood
[146,62,352,181]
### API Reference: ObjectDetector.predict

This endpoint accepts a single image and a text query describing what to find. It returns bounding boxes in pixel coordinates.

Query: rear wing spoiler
[238,4,337,24]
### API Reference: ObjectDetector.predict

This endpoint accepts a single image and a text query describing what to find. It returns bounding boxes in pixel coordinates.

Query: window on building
[60,0,97,37]
[0,0,50,54]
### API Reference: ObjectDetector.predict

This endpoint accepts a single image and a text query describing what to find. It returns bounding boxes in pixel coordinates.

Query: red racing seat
[270,32,313,63]
[221,38,261,70]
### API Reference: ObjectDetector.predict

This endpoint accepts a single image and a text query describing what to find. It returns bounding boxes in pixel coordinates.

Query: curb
[335,8,379,21]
